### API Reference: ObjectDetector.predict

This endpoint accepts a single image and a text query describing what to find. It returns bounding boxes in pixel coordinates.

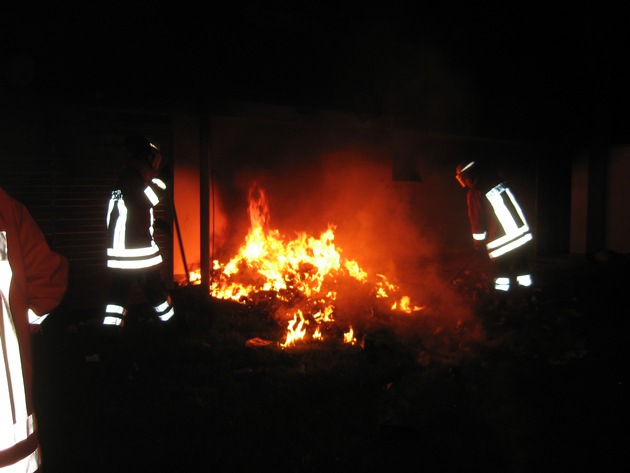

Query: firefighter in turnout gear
[1,187,68,473]
[102,135,174,328]
[455,160,534,308]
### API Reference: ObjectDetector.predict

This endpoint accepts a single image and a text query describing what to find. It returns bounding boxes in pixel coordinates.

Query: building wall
[1,101,587,313]
[0,104,173,313]
[182,104,563,291]
[172,113,201,283]
[570,151,589,255]
[570,146,630,257]
[607,147,630,253]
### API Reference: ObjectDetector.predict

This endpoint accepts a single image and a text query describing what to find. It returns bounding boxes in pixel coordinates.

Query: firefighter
[102,135,174,329]
[455,160,534,309]
[1,187,69,473]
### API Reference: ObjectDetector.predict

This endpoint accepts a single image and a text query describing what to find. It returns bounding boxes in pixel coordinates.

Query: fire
[343,326,357,345]
[209,182,424,346]
[280,310,307,348]
[391,295,426,313]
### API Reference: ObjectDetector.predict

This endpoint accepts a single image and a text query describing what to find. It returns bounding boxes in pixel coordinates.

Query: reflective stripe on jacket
[484,183,532,259]
[1,254,39,473]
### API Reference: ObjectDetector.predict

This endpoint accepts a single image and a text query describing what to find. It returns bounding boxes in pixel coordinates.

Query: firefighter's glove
[154,218,171,235]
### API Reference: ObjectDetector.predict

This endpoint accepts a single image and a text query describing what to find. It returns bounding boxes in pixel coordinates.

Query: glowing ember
[209,182,424,346]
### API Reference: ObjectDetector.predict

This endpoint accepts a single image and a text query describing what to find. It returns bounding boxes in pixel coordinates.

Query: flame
[312,327,323,340]
[391,295,426,313]
[210,182,423,346]
[343,326,357,345]
[188,270,201,285]
[280,310,307,348]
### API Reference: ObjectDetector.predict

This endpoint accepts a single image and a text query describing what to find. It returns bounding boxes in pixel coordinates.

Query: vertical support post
[200,115,211,287]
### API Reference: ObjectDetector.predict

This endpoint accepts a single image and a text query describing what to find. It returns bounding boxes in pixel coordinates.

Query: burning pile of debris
[203,182,433,349]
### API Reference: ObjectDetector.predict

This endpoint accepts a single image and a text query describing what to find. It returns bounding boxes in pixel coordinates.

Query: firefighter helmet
[455,161,475,176]
[124,135,161,157]
[455,161,475,187]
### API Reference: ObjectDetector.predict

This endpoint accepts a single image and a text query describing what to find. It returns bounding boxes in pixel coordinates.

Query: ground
[32,255,628,473]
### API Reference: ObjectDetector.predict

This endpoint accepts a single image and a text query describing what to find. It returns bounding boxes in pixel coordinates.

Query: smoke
[237,146,429,275]
[229,143,470,320]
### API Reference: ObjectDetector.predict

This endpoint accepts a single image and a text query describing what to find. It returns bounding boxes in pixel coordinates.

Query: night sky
[3,2,629,144]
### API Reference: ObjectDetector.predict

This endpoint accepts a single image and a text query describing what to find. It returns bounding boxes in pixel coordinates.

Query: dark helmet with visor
[124,135,162,171]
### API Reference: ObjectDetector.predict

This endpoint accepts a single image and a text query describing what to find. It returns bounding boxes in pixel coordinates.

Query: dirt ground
[32,255,628,473]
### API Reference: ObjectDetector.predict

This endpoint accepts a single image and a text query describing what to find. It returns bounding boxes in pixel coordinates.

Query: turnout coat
[0,188,68,473]
[106,157,167,270]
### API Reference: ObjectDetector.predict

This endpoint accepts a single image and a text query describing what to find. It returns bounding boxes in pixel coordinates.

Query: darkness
[3,2,630,144]
[32,255,629,473]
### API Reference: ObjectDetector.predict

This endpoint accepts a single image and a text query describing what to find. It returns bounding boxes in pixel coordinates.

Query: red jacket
[466,185,498,244]
[0,187,68,473]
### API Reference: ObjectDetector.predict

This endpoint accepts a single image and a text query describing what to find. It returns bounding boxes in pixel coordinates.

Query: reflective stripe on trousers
[494,273,533,291]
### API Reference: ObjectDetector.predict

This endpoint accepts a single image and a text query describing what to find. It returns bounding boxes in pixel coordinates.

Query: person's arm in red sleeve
[466,189,487,250]
[18,203,69,329]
